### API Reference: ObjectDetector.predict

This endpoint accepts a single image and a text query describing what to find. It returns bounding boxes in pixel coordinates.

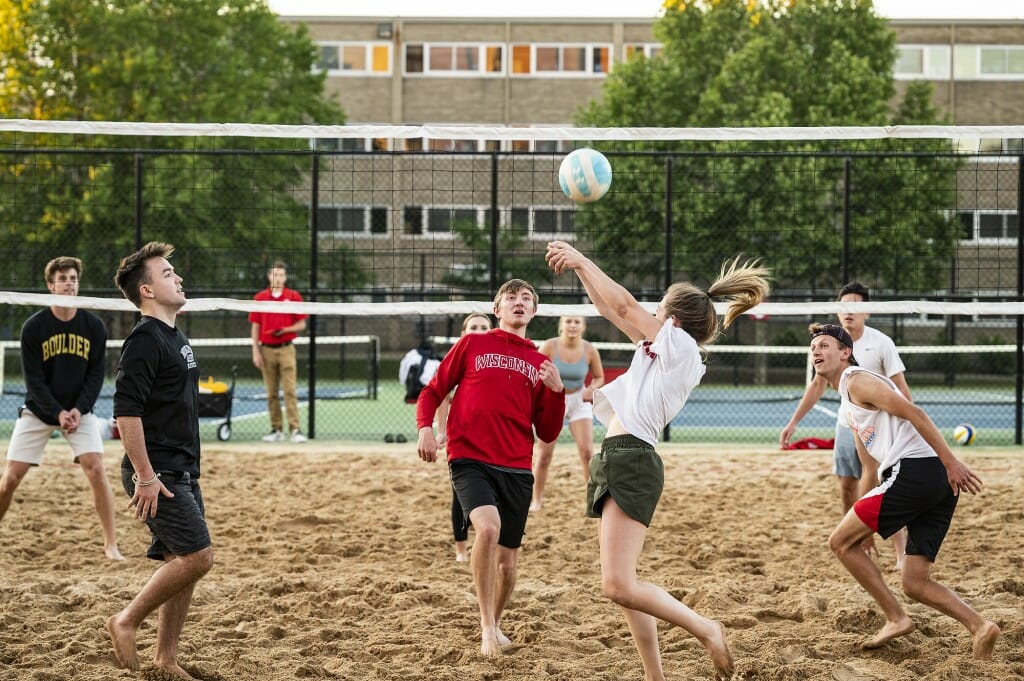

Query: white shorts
[6,410,104,465]
[564,390,594,424]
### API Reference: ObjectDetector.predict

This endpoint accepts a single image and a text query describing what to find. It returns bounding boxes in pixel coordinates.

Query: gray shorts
[833,425,862,479]
[586,434,663,527]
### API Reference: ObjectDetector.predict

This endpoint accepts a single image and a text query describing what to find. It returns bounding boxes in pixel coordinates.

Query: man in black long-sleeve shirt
[106,242,211,678]
[0,256,123,560]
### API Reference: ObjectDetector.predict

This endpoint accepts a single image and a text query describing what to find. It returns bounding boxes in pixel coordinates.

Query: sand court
[0,441,1021,680]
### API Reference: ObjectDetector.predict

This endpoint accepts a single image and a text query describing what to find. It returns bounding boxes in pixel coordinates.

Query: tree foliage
[0,0,360,292]
[442,218,556,293]
[577,0,959,295]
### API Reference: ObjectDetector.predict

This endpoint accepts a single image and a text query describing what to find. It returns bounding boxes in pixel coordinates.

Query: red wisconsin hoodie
[416,328,566,471]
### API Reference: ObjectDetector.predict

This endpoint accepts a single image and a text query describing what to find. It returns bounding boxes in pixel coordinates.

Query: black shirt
[21,308,107,426]
[113,316,201,476]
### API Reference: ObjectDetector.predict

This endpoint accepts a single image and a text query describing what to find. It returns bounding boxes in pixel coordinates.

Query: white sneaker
[262,430,284,442]
[290,431,307,443]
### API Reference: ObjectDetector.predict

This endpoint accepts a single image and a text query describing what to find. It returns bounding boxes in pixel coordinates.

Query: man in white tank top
[809,323,999,661]
[780,282,909,570]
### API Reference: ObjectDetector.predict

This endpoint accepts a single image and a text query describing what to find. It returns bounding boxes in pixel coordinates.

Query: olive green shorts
[586,434,664,527]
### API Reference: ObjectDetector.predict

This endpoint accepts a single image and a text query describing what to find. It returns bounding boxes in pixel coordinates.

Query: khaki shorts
[6,409,104,465]
[586,434,664,527]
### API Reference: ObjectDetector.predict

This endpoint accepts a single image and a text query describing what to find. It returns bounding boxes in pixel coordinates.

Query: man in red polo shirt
[249,261,307,443]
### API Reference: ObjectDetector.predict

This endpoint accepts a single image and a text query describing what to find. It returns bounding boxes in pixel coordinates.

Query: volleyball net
[0,120,1020,444]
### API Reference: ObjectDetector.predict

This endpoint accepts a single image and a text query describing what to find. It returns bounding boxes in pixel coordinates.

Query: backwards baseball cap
[810,323,858,365]
[810,323,853,348]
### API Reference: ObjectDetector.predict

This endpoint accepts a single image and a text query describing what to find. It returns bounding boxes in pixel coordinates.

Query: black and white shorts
[853,456,958,562]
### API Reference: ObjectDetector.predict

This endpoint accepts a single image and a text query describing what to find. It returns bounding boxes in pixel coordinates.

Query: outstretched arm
[546,241,659,343]
[779,374,829,448]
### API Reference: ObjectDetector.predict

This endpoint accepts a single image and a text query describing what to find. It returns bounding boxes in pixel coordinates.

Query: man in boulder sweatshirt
[416,278,565,657]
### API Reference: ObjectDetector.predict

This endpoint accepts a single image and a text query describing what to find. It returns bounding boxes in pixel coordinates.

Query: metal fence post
[663,155,674,443]
[309,152,319,440]
[1016,154,1023,445]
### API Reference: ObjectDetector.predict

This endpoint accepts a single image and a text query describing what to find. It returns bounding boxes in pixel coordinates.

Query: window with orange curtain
[511,45,531,74]
[371,45,390,73]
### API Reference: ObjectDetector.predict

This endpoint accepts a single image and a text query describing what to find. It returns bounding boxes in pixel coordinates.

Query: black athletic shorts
[121,465,211,561]
[449,459,532,549]
[853,456,958,563]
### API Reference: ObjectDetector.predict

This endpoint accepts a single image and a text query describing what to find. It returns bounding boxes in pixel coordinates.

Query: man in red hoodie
[417,279,565,657]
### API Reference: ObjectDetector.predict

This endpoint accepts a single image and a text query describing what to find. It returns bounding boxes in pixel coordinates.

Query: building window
[404,205,423,235]
[312,138,390,152]
[404,43,504,75]
[955,45,1024,80]
[980,46,1024,75]
[404,206,478,236]
[894,45,950,79]
[530,207,574,237]
[317,206,389,235]
[316,42,391,75]
[427,138,481,152]
[957,210,1019,241]
[428,207,478,233]
[510,43,612,76]
[624,43,663,61]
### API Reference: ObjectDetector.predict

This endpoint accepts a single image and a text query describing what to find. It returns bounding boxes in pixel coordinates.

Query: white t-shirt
[853,325,906,377]
[838,366,935,479]
[836,325,907,430]
[593,320,706,446]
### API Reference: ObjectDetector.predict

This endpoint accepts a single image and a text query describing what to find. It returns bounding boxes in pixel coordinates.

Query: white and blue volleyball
[558,148,612,203]
[952,423,976,446]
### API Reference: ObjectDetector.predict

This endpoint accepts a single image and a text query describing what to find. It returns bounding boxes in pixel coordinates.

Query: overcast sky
[268,0,1023,20]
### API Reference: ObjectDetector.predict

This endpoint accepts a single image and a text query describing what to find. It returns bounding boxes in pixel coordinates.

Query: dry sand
[0,441,1021,680]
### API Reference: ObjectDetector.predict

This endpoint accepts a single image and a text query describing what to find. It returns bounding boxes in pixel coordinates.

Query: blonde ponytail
[663,256,771,347]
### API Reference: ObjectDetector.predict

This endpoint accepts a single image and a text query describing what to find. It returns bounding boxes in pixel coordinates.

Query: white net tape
[1,291,1022,317]
[4,118,1024,142]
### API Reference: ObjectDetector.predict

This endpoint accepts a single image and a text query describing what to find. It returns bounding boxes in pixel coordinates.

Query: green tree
[0,0,364,293]
[442,218,556,293]
[577,0,959,295]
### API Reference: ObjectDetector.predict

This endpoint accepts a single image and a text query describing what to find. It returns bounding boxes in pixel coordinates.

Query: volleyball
[558,148,612,203]
[952,423,976,446]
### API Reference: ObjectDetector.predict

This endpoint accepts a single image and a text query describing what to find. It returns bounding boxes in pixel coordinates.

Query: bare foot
[151,662,199,680]
[454,541,469,563]
[496,628,512,647]
[700,620,734,680]
[862,616,915,649]
[105,545,125,561]
[972,620,1000,660]
[529,500,542,512]
[105,614,139,671]
[480,631,502,657]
